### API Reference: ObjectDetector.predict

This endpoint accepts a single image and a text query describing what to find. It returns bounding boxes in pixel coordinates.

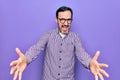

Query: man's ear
[55,18,58,23]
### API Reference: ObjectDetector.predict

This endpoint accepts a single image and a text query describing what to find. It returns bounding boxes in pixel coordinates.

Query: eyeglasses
[58,18,72,24]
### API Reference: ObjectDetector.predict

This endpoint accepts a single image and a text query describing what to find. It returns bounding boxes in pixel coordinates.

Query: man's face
[56,11,72,34]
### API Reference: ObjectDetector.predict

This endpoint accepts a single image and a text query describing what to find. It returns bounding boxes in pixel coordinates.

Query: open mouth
[62,25,69,31]
[62,27,68,32]
[60,25,70,34]
[62,25,69,28]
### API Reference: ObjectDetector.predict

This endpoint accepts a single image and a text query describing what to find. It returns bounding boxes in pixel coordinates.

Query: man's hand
[90,51,109,80]
[10,48,28,80]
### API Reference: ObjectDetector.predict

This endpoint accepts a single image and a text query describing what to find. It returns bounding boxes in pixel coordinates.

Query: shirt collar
[56,28,70,39]
[59,32,66,39]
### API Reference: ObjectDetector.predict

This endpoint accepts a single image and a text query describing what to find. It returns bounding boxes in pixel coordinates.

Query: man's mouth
[62,25,69,31]
[62,25,69,28]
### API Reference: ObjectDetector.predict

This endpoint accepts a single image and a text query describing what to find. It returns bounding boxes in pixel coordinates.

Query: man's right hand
[10,48,28,80]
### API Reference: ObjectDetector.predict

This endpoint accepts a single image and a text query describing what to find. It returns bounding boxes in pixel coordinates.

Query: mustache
[61,25,69,28]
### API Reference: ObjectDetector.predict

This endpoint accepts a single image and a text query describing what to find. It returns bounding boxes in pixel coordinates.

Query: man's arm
[10,31,50,80]
[74,34,109,80]
[25,32,50,64]
[74,34,91,69]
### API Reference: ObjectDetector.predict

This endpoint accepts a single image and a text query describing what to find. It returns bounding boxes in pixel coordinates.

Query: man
[10,6,109,80]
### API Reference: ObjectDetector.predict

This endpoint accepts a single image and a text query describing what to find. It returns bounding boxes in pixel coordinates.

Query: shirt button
[59,66,61,68]
[59,58,62,61]
[58,73,60,76]
[59,51,62,53]
[60,43,62,46]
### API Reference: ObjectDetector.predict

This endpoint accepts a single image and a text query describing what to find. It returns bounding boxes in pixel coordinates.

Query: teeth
[62,25,69,28]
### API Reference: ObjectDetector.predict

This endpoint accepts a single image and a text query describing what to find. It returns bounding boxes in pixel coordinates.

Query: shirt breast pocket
[67,42,74,52]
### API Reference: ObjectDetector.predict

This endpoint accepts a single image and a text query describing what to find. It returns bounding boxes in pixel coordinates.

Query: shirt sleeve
[25,32,50,64]
[74,34,91,69]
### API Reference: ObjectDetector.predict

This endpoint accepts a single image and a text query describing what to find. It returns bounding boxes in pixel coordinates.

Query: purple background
[0,0,120,80]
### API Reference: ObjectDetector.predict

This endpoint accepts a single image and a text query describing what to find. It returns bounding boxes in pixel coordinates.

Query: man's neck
[59,32,67,39]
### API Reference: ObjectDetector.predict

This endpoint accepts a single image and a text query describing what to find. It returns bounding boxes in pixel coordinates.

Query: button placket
[58,41,63,78]
[59,42,62,53]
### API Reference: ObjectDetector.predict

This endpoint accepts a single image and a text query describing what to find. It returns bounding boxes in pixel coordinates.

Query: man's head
[56,6,73,34]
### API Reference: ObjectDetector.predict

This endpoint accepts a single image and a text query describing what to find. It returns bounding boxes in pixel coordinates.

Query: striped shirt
[25,28,91,80]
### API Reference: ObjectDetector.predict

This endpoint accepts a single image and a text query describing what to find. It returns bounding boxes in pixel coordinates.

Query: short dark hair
[56,6,73,19]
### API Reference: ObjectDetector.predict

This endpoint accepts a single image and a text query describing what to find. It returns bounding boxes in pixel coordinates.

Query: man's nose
[64,20,68,25]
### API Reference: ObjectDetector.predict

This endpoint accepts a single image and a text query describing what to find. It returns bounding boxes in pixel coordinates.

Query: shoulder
[69,31,82,43]
[41,29,57,37]
[69,31,80,38]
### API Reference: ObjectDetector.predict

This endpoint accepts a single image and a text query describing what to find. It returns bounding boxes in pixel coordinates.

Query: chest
[46,35,75,52]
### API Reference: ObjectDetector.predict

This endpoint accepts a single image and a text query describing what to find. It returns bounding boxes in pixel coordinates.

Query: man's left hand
[90,51,109,80]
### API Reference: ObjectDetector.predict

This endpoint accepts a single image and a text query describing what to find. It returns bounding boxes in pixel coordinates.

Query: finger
[93,51,100,61]
[100,69,109,78]
[99,63,109,68]
[10,66,17,75]
[10,60,18,66]
[16,48,23,57]
[18,71,22,80]
[13,70,19,80]
[95,75,98,80]
[98,73,104,80]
